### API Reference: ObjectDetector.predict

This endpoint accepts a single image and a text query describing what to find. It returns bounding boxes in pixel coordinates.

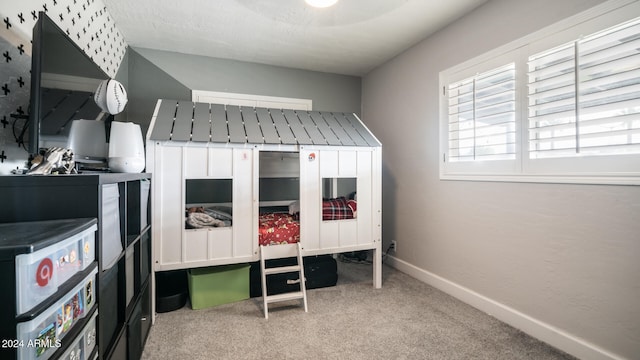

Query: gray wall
[113,47,129,123]
[127,49,191,137]
[132,47,361,116]
[362,0,639,359]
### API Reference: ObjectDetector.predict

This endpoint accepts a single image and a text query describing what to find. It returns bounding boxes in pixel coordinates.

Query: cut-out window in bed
[322,177,357,221]
[184,179,233,229]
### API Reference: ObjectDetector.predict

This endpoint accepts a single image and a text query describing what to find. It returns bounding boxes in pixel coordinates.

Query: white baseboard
[385,255,624,360]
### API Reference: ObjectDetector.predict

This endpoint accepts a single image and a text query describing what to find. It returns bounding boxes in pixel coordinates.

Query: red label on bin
[36,258,54,287]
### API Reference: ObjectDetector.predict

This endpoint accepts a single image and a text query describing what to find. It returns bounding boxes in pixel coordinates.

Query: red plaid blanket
[322,197,355,220]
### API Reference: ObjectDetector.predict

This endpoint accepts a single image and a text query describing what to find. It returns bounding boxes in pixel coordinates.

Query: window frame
[439,0,640,185]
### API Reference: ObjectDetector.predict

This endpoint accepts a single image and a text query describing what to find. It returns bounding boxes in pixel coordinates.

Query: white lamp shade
[67,119,107,162]
[108,121,145,173]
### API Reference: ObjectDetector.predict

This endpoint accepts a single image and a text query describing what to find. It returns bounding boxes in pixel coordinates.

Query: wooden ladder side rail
[259,242,308,319]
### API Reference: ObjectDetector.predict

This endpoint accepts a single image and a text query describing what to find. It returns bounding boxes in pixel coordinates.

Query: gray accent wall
[127,49,191,137]
[113,47,129,123]
[362,0,639,359]
[131,47,361,115]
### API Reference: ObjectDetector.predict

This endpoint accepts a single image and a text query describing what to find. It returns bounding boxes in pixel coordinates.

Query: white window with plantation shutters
[440,0,640,184]
[528,18,640,160]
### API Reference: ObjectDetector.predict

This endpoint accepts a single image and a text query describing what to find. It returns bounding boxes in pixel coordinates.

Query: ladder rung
[266,291,305,303]
[264,265,301,275]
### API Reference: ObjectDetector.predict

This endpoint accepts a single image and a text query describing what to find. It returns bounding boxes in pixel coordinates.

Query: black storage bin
[99,263,121,355]
[155,269,188,313]
[250,255,338,298]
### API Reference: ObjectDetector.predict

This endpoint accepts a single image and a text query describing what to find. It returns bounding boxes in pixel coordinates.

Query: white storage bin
[15,224,97,316]
[101,184,123,269]
[16,268,97,360]
[58,310,97,360]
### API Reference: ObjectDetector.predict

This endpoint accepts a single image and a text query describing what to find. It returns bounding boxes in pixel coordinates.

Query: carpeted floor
[142,259,575,360]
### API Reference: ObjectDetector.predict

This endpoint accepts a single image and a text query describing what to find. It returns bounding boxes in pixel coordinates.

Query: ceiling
[102,0,488,76]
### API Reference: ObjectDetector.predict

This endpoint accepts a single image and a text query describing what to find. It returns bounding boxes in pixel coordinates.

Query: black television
[29,12,112,160]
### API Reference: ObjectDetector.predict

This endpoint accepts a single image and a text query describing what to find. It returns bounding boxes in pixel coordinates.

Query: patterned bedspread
[258,213,300,246]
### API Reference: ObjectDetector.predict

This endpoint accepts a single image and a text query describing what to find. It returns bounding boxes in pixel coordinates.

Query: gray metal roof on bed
[148,99,381,147]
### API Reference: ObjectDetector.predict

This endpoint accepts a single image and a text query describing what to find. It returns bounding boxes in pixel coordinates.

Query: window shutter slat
[528,72,575,94]
[580,53,640,81]
[529,120,577,135]
[528,83,575,104]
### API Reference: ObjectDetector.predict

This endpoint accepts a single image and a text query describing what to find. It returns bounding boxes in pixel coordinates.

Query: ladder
[259,242,308,319]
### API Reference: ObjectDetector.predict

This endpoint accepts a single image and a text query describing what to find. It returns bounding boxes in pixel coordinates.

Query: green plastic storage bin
[188,264,250,310]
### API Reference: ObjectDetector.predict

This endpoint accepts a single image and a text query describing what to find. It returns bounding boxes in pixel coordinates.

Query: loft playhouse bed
[146,100,383,297]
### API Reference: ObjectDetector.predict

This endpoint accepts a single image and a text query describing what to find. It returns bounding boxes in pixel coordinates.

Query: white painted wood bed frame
[145,99,382,289]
